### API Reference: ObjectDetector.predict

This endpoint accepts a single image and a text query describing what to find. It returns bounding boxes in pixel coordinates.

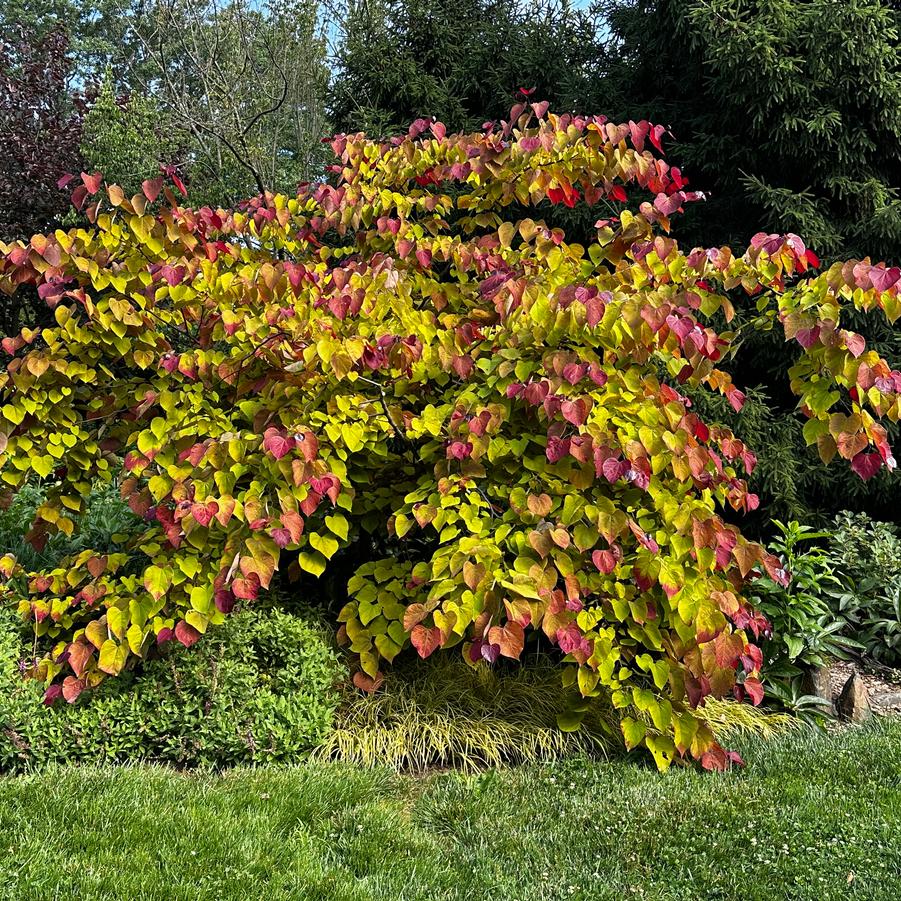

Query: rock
[801,663,837,709]
[871,691,901,711]
[835,672,871,723]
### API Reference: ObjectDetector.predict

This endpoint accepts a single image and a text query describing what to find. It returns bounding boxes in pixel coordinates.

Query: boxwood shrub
[0,602,342,770]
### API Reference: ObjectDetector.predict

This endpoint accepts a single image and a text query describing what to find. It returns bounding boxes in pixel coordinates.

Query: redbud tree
[2,101,900,769]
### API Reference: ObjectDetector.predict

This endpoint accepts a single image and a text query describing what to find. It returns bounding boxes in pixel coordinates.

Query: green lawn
[2,721,900,901]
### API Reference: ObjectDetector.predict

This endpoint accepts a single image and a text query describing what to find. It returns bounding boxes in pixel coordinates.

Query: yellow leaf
[299,550,327,577]
[98,639,127,676]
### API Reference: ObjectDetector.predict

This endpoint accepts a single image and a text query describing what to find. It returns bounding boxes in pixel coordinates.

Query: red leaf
[487,621,525,659]
[191,501,218,527]
[71,184,88,210]
[871,266,901,293]
[844,332,866,359]
[233,573,261,600]
[411,624,442,658]
[175,621,201,648]
[700,745,728,771]
[81,171,103,194]
[850,451,882,481]
[268,527,289,548]
[592,549,617,575]
[295,430,319,462]
[67,639,93,678]
[263,427,293,460]
[353,670,384,692]
[561,398,587,427]
[727,388,746,412]
[43,683,63,706]
[142,178,163,203]
[62,675,84,703]
[743,677,764,706]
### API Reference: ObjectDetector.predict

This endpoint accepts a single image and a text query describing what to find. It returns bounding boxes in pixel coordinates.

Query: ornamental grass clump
[2,101,900,769]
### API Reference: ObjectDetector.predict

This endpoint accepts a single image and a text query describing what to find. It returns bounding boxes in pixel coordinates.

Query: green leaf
[556,709,585,732]
[310,532,340,559]
[621,716,646,750]
[144,565,172,601]
[299,550,327,577]
[185,610,209,634]
[106,606,128,639]
[325,513,350,540]
[98,639,127,676]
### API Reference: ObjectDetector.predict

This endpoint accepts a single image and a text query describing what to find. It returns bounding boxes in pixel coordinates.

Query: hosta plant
[2,103,901,770]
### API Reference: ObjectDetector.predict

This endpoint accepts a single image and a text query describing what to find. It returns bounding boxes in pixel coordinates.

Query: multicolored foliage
[2,103,901,769]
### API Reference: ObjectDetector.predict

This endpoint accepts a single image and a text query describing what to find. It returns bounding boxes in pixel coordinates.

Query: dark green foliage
[0,603,343,771]
[2,722,901,900]
[330,0,604,134]
[825,512,901,666]
[750,514,901,717]
[747,521,857,720]
[601,0,901,263]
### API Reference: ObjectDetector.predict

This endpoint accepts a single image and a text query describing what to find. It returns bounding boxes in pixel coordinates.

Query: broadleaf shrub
[2,105,901,769]
[0,602,342,770]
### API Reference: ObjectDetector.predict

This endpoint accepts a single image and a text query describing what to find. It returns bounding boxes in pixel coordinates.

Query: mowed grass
[2,721,900,901]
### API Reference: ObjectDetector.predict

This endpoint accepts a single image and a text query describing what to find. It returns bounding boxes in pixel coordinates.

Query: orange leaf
[488,621,525,659]
[411,624,442,658]
[67,640,93,678]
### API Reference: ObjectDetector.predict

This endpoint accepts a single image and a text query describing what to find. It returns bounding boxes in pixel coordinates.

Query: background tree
[0,27,83,243]
[330,0,605,134]
[80,72,185,196]
[0,0,141,84]
[598,0,901,264]
[126,0,331,204]
[0,26,85,337]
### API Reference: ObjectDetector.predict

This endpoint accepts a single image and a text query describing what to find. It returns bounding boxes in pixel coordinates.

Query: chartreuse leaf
[299,550,327,577]
[310,533,340,559]
[98,640,127,676]
[325,513,350,540]
[143,566,171,601]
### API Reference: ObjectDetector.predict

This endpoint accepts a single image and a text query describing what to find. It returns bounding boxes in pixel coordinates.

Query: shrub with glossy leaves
[2,103,901,769]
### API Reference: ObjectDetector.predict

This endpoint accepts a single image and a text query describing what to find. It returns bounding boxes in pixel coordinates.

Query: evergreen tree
[330,0,605,134]
[599,0,901,264]
[598,0,901,528]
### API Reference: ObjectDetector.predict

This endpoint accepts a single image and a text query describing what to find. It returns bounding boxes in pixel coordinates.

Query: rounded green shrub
[0,603,342,771]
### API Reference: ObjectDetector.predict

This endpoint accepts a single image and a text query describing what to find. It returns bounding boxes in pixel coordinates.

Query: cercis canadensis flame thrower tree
[2,103,901,770]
